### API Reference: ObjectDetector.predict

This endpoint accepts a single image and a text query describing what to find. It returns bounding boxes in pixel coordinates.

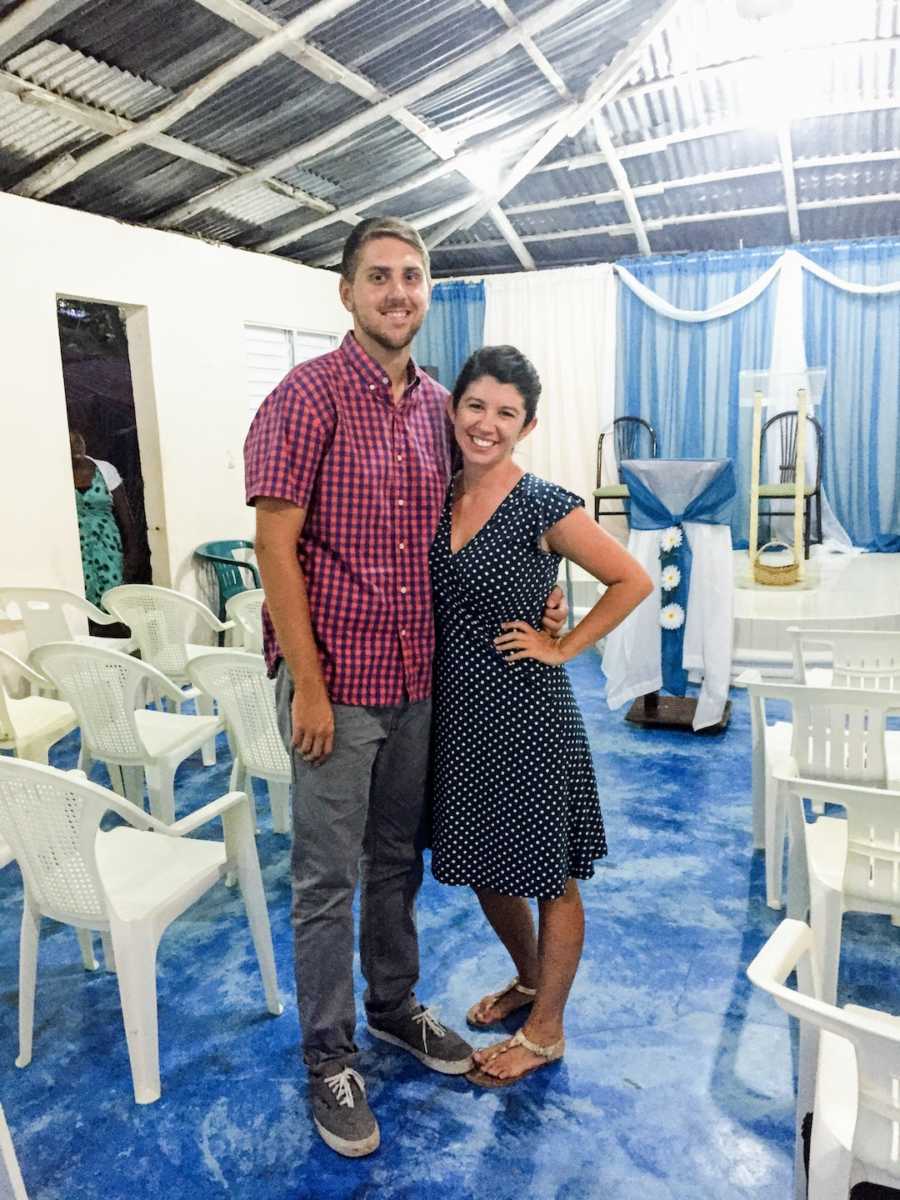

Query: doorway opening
[57,297,153,610]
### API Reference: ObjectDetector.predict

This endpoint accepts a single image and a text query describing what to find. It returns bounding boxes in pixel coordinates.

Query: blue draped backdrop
[616,248,778,547]
[616,238,900,550]
[413,280,485,390]
[801,239,900,551]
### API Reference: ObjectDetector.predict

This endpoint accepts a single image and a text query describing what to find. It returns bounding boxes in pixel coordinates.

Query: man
[244,216,564,1157]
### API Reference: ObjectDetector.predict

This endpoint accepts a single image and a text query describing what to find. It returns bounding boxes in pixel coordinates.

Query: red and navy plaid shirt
[244,332,452,705]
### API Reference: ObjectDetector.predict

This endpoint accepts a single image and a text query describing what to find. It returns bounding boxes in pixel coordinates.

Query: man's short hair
[340,217,431,282]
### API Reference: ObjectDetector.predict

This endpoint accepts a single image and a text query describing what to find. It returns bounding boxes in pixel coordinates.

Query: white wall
[0,192,349,631]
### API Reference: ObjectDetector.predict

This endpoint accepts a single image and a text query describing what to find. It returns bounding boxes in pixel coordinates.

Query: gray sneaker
[367,1005,474,1075]
[310,1065,380,1157]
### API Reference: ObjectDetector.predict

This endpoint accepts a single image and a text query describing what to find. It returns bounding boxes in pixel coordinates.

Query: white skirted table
[602,458,737,732]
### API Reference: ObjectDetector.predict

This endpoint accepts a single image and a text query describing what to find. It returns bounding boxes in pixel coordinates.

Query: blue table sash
[619,459,737,697]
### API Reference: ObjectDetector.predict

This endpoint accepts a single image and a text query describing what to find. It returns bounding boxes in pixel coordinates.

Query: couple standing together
[244,216,651,1157]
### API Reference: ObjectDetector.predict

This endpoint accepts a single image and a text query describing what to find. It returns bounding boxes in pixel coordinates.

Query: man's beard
[358,311,424,353]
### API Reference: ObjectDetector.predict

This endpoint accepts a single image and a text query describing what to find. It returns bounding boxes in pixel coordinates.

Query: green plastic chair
[194,540,261,620]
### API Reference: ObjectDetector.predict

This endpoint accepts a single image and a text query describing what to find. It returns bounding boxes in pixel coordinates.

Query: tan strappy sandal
[466,1027,565,1089]
[466,977,537,1029]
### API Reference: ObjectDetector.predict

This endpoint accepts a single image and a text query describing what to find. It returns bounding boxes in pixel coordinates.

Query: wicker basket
[753,541,800,586]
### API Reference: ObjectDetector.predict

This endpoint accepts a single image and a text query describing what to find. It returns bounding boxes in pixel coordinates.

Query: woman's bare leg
[474,879,584,1078]
[468,887,539,1024]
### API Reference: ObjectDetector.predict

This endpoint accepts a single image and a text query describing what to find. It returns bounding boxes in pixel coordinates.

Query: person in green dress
[70,431,138,609]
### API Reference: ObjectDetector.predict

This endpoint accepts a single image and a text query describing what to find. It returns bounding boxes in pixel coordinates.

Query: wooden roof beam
[592,113,650,255]
[776,121,800,242]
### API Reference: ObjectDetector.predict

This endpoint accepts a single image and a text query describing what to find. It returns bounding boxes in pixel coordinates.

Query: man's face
[339,236,430,357]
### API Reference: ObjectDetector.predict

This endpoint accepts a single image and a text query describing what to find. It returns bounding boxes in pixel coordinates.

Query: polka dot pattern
[429,473,607,901]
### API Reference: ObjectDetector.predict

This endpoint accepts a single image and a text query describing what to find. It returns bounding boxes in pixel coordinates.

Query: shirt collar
[341,332,422,401]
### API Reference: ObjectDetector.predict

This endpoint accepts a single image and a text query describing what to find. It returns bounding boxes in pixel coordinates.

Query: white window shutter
[245,324,292,419]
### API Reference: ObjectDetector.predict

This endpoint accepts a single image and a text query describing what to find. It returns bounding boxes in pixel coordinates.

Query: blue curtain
[801,239,900,550]
[413,281,485,390]
[616,248,779,547]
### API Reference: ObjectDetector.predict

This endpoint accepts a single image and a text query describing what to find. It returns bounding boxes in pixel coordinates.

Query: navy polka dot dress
[429,473,607,901]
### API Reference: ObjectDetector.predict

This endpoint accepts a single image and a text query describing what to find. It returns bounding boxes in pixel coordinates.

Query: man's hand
[292,687,334,766]
[541,584,568,637]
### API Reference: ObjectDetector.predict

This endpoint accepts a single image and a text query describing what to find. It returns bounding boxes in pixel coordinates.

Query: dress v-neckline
[447,473,527,557]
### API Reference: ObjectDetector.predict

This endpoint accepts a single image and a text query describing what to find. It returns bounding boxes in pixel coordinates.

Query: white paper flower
[660,564,681,591]
[660,603,685,630]
[659,526,683,552]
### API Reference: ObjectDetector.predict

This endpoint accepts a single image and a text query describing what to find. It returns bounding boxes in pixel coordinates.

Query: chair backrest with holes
[188,652,288,779]
[225,590,264,655]
[789,685,892,787]
[790,628,900,691]
[104,585,213,677]
[30,643,149,764]
[0,588,80,650]
[0,757,111,926]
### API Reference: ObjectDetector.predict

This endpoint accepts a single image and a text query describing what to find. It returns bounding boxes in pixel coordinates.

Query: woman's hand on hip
[494,621,568,666]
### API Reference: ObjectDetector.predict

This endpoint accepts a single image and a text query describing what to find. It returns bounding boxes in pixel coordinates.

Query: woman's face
[69,431,86,462]
[449,375,536,469]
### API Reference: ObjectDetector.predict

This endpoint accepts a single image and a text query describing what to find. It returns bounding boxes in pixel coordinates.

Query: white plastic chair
[0,757,282,1104]
[748,918,900,1200]
[777,771,900,1005]
[0,650,77,763]
[30,643,223,825]
[103,584,233,766]
[789,626,900,690]
[188,652,290,833]
[738,671,900,908]
[0,587,136,663]
[224,589,264,655]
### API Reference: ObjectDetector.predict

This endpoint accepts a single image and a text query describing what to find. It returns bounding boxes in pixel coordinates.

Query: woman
[70,430,137,608]
[429,346,652,1087]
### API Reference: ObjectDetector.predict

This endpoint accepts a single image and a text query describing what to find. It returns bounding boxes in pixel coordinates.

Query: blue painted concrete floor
[1,655,895,1199]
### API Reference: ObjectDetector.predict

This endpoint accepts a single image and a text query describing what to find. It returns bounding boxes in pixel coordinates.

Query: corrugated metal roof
[0,86,95,166]
[1,0,899,271]
[168,56,368,169]
[8,39,173,119]
[47,0,254,91]
[276,117,437,199]
[413,46,560,139]
[317,0,500,92]
[51,144,222,221]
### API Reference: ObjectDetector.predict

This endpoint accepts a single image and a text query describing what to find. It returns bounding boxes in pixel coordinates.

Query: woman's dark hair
[451,345,542,424]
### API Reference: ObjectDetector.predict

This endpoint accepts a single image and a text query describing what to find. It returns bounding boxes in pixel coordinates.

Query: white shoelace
[412,1006,447,1054]
[324,1066,366,1109]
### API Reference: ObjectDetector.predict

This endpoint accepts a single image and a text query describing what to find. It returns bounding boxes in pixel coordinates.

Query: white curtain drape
[483,265,617,528]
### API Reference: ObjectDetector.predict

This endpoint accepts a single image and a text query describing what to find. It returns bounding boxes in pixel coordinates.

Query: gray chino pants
[275,662,430,1076]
